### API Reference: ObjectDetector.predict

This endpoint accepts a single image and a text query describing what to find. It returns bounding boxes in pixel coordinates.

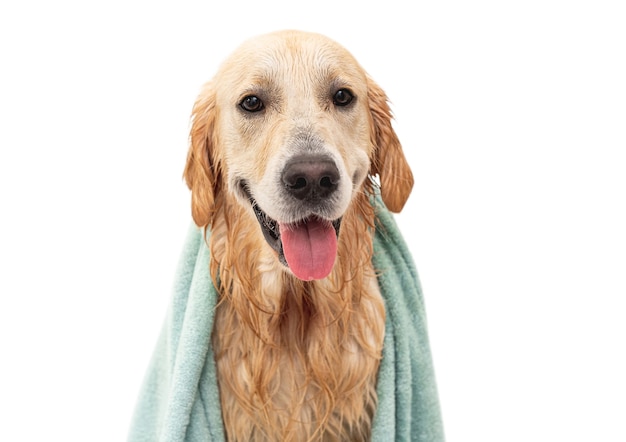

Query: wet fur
[184,30,413,441]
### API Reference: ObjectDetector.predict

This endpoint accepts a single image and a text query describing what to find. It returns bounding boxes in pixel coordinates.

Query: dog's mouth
[245,188,341,281]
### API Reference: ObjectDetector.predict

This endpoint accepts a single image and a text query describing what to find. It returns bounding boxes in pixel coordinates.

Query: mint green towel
[128,197,444,441]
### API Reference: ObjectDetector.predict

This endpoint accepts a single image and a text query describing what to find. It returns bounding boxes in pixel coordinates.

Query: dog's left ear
[368,77,414,213]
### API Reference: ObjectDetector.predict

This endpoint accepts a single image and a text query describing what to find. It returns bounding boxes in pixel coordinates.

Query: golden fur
[183,30,413,441]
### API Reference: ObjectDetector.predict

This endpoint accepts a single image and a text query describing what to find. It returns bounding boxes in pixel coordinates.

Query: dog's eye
[239,95,264,112]
[333,88,354,107]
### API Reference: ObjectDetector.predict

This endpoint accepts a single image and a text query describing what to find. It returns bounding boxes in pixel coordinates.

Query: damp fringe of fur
[203,185,385,441]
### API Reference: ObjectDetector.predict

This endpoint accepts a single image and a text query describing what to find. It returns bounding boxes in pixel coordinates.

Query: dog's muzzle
[240,155,344,280]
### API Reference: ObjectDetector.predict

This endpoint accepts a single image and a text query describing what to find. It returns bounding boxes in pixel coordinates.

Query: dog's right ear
[183,82,221,227]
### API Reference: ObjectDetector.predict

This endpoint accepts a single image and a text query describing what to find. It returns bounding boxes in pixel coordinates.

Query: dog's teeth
[251,200,280,241]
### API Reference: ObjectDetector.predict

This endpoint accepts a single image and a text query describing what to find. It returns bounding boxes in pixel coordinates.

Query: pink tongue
[280,218,337,281]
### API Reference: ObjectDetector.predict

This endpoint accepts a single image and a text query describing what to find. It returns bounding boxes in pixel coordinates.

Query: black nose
[282,155,340,201]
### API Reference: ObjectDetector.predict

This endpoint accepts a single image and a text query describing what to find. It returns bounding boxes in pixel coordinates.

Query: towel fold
[128,197,444,441]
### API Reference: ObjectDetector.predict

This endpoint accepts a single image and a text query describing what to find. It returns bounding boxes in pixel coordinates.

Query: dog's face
[185,30,413,280]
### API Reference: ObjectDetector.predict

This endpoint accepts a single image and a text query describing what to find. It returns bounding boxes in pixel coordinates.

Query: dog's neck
[207,190,386,441]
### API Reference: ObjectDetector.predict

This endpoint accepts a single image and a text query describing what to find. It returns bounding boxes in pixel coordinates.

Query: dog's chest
[212,274,385,441]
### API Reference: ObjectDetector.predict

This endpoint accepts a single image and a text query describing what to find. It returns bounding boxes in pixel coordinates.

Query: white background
[1,1,625,441]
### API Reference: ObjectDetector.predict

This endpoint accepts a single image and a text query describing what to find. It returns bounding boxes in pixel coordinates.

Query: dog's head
[184,30,413,280]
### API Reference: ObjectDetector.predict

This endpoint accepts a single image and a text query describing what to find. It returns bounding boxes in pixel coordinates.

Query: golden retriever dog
[183,30,413,441]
